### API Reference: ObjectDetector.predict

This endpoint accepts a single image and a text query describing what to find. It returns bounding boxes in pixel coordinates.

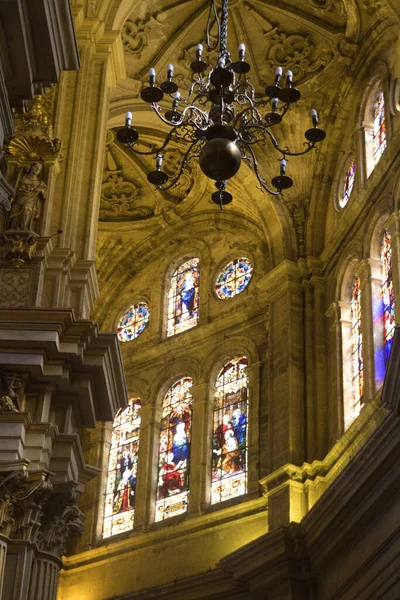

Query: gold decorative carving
[5,136,61,163]
[0,231,38,268]
[13,92,55,140]
[0,269,33,307]
[264,29,334,81]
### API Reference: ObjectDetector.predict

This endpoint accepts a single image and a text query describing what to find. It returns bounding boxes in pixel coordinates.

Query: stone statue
[7,162,47,232]
[0,374,21,412]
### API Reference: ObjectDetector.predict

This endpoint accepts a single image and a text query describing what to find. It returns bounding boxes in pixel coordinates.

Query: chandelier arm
[152,103,209,130]
[238,124,280,149]
[240,141,281,196]
[126,127,177,156]
[274,141,316,157]
[157,139,205,191]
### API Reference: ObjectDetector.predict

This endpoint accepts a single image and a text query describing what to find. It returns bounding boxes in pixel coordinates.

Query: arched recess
[202,336,261,502]
[159,238,210,339]
[335,247,363,432]
[306,34,394,257]
[365,209,395,388]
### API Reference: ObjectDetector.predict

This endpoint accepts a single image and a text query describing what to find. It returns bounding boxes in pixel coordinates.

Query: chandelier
[117,0,326,208]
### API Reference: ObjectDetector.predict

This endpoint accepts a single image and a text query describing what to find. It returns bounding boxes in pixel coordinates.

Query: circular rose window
[117,302,150,341]
[215,257,253,299]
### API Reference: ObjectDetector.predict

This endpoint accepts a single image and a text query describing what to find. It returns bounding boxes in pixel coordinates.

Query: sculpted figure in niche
[0,374,21,412]
[7,162,47,232]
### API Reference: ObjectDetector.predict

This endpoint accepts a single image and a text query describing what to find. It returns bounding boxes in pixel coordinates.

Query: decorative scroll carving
[100,172,153,221]
[264,29,334,81]
[308,0,334,11]
[0,269,33,306]
[161,149,197,203]
[122,19,153,57]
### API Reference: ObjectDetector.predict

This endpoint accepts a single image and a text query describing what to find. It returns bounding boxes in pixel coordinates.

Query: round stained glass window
[117,302,150,342]
[215,257,253,300]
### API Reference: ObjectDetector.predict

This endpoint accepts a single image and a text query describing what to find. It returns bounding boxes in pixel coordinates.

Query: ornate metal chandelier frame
[117,0,326,208]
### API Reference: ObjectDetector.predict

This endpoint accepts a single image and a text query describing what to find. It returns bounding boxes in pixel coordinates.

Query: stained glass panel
[381,231,395,365]
[156,378,193,521]
[117,302,150,342]
[103,398,141,539]
[339,159,356,208]
[167,259,200,337]
[351,277,363,414]
[373,91,387,166]
[211,357,248,504]
[215,258,254,300]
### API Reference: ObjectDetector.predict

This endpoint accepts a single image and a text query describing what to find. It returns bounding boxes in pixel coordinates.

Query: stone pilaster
[261,261,305,470]
[188,382,212,515]
[134,403,155,529]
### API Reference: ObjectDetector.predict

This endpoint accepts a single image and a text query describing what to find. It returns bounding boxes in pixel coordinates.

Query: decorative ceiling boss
[117,0,326,209]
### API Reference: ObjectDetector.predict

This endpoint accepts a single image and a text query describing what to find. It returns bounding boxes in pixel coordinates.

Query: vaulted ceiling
[91,0,398,308]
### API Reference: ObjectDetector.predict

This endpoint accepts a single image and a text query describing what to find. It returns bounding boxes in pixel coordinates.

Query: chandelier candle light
[117,0,326,208]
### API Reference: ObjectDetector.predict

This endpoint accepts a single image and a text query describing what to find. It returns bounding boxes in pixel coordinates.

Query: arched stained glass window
[215,258,253,300]
[103,398,141,538]
[212,357,248,504]
[351,277,363,415]
[156,378,193,521]
[381,231,395,364]
[117,302,150,342]
[167,259,200,337]
[339,159,356,208]
[372,91,387,167]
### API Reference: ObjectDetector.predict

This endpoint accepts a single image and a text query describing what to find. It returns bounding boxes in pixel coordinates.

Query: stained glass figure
[351,277,363,414]
[381,231,395,365]
[156,378,193,521]
[167,259,200,337]
[339,159,356,208]
[373,91,387,166]
[117,302,150,342]
[211,357,248,504]
[103,398,141,538]
[215,258,254,300]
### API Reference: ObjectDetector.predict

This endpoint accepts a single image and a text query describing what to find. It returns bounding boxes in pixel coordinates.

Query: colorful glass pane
[215,258,254,300]
[167,259,200,337]
[381,231,395,365]
[211,357,248,504]
[351,277,363,413]
[117,302,150,342]
[373,91,387,166]
[156,378,193,521]
[339,159,356,208]
[103,398,141,539]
